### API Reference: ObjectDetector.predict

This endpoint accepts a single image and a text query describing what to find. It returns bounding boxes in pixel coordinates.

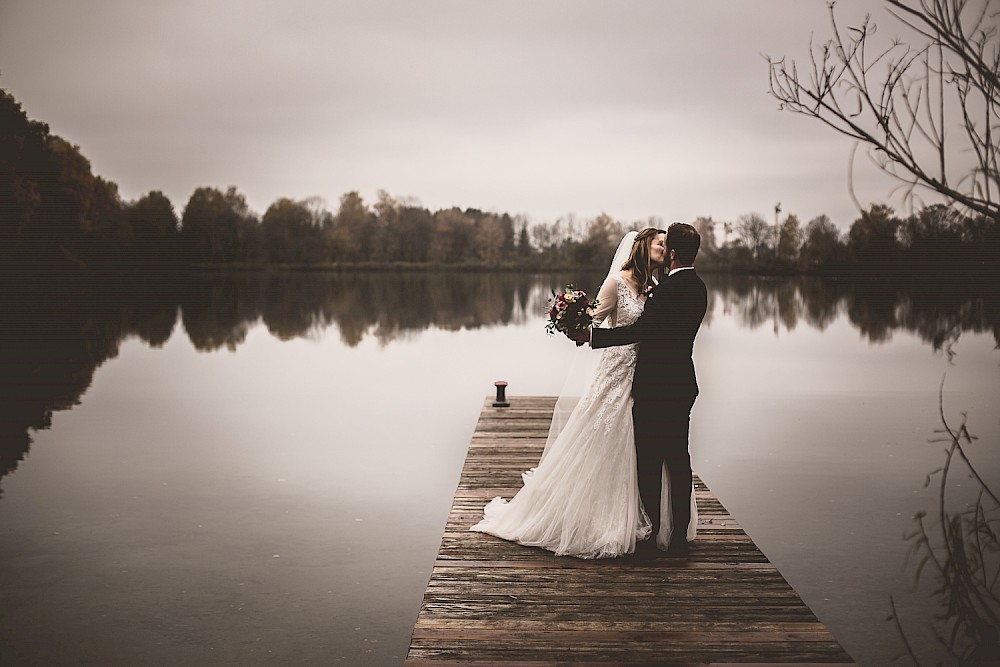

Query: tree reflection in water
[707,275,999,354]
[176,271,563,349]
[0,282,178,495]
[1,273,997,494]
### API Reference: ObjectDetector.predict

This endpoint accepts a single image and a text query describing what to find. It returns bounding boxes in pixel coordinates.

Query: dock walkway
[405,396,854,665]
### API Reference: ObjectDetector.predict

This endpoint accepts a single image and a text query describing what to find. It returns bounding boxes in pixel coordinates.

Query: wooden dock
[406,396,855,665]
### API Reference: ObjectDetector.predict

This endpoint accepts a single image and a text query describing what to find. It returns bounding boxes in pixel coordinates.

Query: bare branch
[767,0,1000,221]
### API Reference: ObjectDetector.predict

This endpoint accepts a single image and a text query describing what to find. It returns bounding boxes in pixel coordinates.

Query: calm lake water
[1,272,998,666]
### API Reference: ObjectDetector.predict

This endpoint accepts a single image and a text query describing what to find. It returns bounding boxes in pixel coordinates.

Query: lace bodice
[579,274,644,435]
[612,274,644,327]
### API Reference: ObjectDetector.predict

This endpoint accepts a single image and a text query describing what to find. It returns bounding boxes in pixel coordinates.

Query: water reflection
[709,275,1000,353]
[1,273,997,494]
[177,272,549,349]
[0,287,178,496]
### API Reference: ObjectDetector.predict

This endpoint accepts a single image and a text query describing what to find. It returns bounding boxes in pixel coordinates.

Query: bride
[471,228,697,558]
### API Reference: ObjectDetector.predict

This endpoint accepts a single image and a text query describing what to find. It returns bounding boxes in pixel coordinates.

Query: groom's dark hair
[666,223,700,265]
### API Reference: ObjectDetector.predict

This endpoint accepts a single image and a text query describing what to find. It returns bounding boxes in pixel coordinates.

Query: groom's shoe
[633,539,659,561]
[666,537,690,556]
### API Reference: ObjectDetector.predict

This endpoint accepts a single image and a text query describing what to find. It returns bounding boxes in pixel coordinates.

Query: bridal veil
[540,231,638,461]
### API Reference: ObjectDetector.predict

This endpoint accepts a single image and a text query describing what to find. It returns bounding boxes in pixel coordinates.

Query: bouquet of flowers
[545,285,599,335]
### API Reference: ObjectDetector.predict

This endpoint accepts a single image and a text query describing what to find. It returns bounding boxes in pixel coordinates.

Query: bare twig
[766,0,1000,222]
[892,375,1000,662]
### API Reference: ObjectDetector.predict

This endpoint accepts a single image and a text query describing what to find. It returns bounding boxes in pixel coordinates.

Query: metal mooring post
[492,380,510,407]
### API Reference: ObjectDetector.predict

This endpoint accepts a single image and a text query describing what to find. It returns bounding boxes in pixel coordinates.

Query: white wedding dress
[471,264,698,558]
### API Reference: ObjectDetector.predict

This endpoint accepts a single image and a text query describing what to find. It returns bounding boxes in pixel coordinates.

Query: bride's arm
[590,276,618,328]
[590,286,667,348]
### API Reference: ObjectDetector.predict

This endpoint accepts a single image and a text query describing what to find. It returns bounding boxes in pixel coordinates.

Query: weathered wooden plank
[413,619,835,632]
[406,396,855,665]
[404,662,847,667]
[404,661,845,667]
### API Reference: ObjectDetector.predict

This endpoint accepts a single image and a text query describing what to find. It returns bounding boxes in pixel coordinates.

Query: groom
[570,222,707,554]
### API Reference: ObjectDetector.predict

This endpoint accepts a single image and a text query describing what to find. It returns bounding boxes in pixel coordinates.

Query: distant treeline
[693,204,999,275]
[3,88,998,274]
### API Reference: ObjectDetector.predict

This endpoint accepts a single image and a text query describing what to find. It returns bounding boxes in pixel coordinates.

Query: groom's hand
[566,328,591,347]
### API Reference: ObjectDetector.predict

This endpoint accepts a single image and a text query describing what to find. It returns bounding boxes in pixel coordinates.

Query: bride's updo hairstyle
[621,227,666,294]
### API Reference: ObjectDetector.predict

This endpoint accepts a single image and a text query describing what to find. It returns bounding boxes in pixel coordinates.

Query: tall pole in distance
[774,202,782,261]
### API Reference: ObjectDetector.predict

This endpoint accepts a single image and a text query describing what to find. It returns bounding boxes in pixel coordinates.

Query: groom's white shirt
[668,266,694,277]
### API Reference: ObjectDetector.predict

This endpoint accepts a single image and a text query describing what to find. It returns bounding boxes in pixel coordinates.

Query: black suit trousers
[632,394,696,543]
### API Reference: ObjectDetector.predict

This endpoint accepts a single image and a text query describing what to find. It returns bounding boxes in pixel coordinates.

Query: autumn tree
[475,214,506,266]
[328,191,373,262]
[574,213,623,267]
[848,203,902,266]
[372,190,404,261]
[692,216,717,252]
[0,87,144,269]
[898,202,966,267]
[515,216,532,258]
[800,214,844,269]
[86,176,137,265]
[499,213,516,261]
[125,190,179,268]
[776,214,803,263]
[529,221,556,255]
[428,208,473,263]
[262,197,327,264]
[0,88,49,257]
[396,203,434,263]
[0,88,199,270]
[180,186,260,264]
[736,212,773,260]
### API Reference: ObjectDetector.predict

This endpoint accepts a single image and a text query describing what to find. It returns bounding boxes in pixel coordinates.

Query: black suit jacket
[591,268,707,403]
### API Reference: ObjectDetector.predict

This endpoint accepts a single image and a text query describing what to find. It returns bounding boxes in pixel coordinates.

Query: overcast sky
[1,0,940,229]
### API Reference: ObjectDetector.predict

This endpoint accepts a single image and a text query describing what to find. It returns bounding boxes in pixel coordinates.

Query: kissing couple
[471,223,707,558]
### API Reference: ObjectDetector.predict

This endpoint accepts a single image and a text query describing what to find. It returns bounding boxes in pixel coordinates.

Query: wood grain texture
[406,396,854,665]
